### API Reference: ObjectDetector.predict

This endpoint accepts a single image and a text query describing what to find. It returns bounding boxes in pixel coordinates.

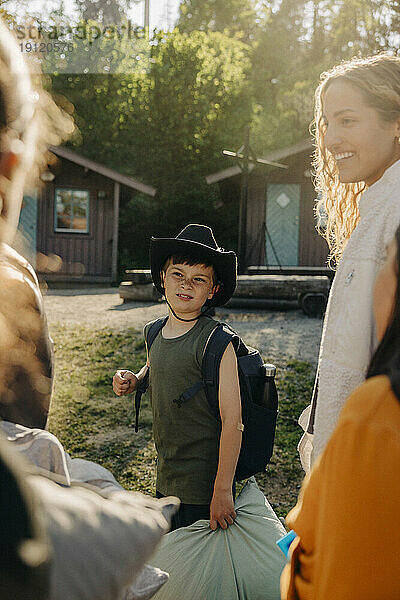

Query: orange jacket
[281,375,400,600]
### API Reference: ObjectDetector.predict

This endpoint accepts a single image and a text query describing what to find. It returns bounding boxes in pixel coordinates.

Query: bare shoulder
[220,340,238,367]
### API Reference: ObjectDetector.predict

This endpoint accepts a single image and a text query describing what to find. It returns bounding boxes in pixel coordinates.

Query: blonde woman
[299,54,400,470]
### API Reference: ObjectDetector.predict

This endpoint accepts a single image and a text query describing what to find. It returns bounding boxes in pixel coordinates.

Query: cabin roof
[205,138,313,185]
[49,145,157,197]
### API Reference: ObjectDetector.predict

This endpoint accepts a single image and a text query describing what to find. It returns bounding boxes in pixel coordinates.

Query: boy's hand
[209,489,236,531]
[112,370,138,396]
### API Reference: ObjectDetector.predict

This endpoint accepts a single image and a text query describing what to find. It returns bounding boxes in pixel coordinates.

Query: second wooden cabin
[206,139,329,272]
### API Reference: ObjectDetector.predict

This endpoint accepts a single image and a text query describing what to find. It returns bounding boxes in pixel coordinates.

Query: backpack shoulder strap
[210,320,248,356]
[171,323,240,412]
[146,316,168,352]
[134,316,168,433]
[201,323,241,417]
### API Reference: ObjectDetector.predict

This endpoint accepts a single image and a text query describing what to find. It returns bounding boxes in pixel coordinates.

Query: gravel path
[43,288,323,366]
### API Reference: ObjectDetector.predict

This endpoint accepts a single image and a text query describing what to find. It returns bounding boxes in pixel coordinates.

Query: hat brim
[150,237,237,307]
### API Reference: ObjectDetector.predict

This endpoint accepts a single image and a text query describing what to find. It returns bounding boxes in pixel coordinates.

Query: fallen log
[234,275,330,300]
[119,272,330,317]
[247,265,335,281]
[119,281,161,302]
[124,269,153,284]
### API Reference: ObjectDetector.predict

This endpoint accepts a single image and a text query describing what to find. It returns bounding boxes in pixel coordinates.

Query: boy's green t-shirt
[144,316,220,504]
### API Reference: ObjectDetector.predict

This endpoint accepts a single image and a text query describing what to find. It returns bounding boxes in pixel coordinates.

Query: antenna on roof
[144,0,150,33]
[222,128,287,273]
[166,0,173,29]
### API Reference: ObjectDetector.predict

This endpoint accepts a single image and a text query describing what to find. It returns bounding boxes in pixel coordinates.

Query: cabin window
[55,188,89,233]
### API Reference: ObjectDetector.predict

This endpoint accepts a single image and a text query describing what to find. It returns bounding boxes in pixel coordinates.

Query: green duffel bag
[150,478,287,600]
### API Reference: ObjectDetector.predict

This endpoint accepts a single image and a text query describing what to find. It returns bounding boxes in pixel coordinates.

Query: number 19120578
[19,41,74,53]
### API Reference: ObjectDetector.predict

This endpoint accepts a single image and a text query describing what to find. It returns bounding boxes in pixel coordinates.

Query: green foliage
[146,30,253,182]
[44,17,149,75]
[178,0,260,42]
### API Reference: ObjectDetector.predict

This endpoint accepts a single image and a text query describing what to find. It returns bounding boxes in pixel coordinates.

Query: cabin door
[18,190,38,267]
[265,183,300,266]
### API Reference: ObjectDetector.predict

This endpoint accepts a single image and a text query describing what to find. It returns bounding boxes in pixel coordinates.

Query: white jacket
[299,159,400,471]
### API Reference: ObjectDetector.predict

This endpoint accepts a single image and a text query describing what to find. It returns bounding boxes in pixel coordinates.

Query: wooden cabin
[18,146,156,283]
[206,139,328,271]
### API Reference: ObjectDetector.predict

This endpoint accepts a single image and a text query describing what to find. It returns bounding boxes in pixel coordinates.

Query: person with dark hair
[280,226,400,599]
[113,224,242,532]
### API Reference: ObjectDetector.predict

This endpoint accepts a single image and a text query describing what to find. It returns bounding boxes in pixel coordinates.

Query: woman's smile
[334,151,355,162]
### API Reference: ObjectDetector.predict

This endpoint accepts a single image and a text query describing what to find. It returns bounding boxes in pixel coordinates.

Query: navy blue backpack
[134,317,278,481]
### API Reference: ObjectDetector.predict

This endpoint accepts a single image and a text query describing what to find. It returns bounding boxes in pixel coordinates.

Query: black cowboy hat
[150,224,237,307]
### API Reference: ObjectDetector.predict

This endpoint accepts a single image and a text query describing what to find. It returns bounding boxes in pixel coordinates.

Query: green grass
[48,325,315,516]
[48,325,157,494]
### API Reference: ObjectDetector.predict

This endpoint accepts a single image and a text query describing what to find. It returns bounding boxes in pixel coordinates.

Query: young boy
[113,224,242,531]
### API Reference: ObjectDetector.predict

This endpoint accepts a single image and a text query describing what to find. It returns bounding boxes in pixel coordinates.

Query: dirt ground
[43,287,323,366]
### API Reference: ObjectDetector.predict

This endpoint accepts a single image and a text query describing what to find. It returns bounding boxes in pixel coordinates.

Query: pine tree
[178,0,259,42]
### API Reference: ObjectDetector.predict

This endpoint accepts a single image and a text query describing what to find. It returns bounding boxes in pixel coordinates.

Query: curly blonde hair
[313,54,400,267]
